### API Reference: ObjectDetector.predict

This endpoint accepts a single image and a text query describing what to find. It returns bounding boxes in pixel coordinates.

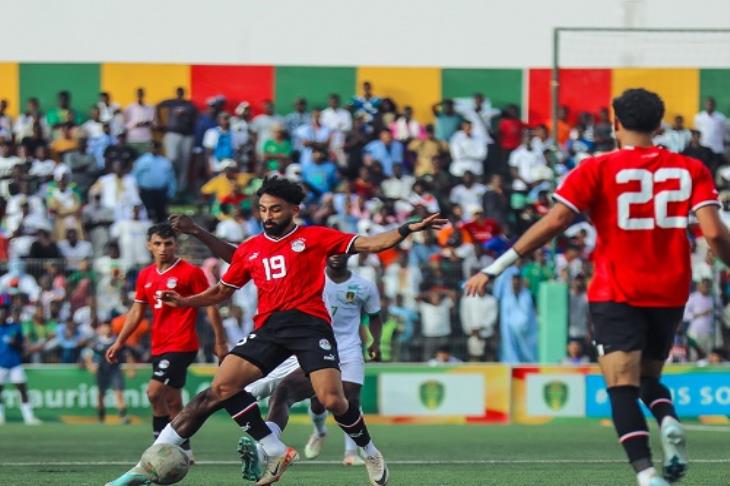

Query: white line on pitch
[684,424,730,432]
[2,459,730,467]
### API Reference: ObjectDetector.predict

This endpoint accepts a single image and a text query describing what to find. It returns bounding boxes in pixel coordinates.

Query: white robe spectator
[110,213,152,271]
[449,128,487,177]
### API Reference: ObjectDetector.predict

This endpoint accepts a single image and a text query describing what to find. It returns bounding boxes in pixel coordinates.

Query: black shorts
[97,367,124,392]
[229,310,339,376]
[150,351,197,389]
[590,302,684,360]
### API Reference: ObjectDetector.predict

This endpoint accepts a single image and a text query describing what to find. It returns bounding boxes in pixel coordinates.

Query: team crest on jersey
[158,359,170,370]
[319,339,332,351]
[166,278,178,289]
[345,291,356,303]
[291,238,306,253]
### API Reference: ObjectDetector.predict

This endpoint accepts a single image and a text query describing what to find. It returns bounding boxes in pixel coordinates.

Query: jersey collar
[263,224,300,242]
[156,258,182,275]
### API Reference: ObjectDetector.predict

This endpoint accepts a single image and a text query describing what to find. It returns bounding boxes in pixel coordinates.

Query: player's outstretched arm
[160,282,236,308]
[351,213,448,254]
[106,302,145,363]
[168,214,237,263]
[465,202,575,296]
[696,205,730,266]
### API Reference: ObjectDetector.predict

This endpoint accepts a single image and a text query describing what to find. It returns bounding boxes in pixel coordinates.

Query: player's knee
[210,380,238,402]
[147,386,165,405]
[318,392,347,413]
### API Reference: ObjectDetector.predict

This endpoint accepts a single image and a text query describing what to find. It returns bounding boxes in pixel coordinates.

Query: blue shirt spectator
[55,320,84,363]
[351,81,382,122]
[498,273,537,363]
[0,319,23,369]
[132,148,177,198]
[295,110,331,166]
[363,129,404,177]
[302,150,338,198]
[284,97,309,138]
[88,131,114,169]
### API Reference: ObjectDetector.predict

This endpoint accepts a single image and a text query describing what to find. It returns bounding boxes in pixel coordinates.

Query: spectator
[55,318,85,363]
[132,142,176,222]
[460,277,498,361]
[427,345,462,365]
[157,87,197,192]
[46,90,81,132]
[684,278,716,360]
[407,180,440,214]
[683,129,716,171]
[455,93,500,144]
[28,228,62,261]
[362,128,404,178]
[89,159,142,220]
[215,205,248,244]
[222,305,249,350]
[82,193,115,257]
[463,206,502,246]
[321,94,352,166]
[654,115,691,153]
[432,99,461,142]
[200,159,251,205]
[284,97,309,140]
[351,81,381,123]
[124,88,155,154]
[418,289,455,361]
[46,171,84,241]
[15,97,49,141]
[408,124,448,177]
[381,163,415,201]
[0,260,40,302]
[497,104,525,164]
[547,105,571,147]
[64,137,97,195]
[593,107,615,153]
[251,99,283,154]
[482,174,510,230]
[58,228,93,272]
[391,105,423,142]
[93,242,125,321]
[568,275,589,345]
[203,111,241,173]
[49,123,79,161]
[562,339,590,365]
[509,130,547,191]
[262,123,292,172]
[102,131,138,170]
[193,96,226,172]
[109,204,152,271]
[295,108,331,166]
[449,120,487,177]
[97,92,123,135]
[694,96,727,171]
[497,273,537,363]
[521,248,554,302]
[81,106,105,140]
[450,171,487,209]
[383,250,422,309]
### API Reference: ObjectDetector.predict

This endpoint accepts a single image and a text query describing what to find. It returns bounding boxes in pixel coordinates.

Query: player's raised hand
[159,290,183,307]
[407,213,449,233]
[106,342,122,364]
[464,272,491,297]
[168,214,197,234]
[367,342,382,362]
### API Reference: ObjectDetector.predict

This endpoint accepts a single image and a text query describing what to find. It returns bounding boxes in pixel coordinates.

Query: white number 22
[616,168,691,230]
[262,255,287,281]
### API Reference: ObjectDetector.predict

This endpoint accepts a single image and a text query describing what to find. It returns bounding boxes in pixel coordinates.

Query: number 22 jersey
[554,146,719,307]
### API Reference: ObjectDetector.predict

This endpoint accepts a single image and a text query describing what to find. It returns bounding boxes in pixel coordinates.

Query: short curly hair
[147,223,176,240]
[612,88,665,134]
[257,176,306,205]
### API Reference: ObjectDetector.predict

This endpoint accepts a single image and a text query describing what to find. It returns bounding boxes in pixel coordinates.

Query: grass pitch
[0,417,728,485]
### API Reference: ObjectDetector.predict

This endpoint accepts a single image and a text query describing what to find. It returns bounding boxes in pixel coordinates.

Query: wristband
[481,248,520,277]
[398,223,412,238]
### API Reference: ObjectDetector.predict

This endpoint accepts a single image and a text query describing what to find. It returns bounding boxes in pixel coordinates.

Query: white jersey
[323,272,381,362]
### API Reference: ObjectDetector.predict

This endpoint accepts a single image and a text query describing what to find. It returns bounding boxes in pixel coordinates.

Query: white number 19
[263,255,287,281]
[616,168,691,230]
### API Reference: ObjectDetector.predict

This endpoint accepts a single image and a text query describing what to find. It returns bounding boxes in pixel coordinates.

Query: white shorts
[339,356,365,385]
[245,355,300,400]
[0,365,27,385]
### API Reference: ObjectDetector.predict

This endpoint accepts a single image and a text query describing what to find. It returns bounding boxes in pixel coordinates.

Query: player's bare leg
[310,368,388,485]
[640,360,687,482]
[113,389,130,424]
[107,355,295,486]
[600,351,668,486]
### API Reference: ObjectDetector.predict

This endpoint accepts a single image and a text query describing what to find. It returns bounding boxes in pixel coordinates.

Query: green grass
[0,417,728,485]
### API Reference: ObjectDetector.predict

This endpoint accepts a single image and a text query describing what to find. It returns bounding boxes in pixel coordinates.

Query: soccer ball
[140,443,190,485]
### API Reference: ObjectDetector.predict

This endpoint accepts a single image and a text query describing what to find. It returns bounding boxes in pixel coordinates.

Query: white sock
[265,421,282,439]
[361,440,379,457]
[260,432,286,457]
[344,434,358,455]
[309,408,328,437]
[636,467,657,486]
[155,424,186,446]
[20,402,34,422]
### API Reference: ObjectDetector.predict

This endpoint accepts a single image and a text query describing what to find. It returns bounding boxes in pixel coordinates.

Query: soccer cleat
[646,477,671,486]
[183,448,196,466]
[104,466,152,486]
[660,417,688,482]
[304,433,327,459]
[238,436,263,481]
[255,447,299,485]
[24,416,42,426]
[364,449,389,486]
[342,452,365,466]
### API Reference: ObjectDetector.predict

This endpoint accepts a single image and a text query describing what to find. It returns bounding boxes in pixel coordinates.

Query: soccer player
[235,252,382,480]
[465,88,730,486]
[84,321,132,424]
[106,223,227,458]
[0,303,41,426]
[106,177,445,486]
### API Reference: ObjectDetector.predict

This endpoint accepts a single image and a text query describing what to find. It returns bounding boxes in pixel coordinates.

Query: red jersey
[134,259,209,355]
[463,218,502,244]
[554,146,719,307]
[220,225,357,329]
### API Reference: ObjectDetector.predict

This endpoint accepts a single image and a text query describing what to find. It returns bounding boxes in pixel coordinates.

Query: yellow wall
[0,63,19,116]
[611,68,700,124]
[100,63,191,107]
[356,67,441,123]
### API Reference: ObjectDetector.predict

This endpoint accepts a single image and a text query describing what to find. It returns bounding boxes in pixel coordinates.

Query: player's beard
[263,217,293,237]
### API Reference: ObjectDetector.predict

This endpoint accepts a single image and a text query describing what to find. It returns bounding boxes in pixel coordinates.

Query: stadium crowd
[1,83,729,366]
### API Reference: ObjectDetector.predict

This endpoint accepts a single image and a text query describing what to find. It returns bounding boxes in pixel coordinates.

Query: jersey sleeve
[133,269,148,304]
[363,280,382,315]
[190,266,211,294]
[220,243,252,289]
[690,160,720,212]
[553,157,600,213]
[315,227,359,256]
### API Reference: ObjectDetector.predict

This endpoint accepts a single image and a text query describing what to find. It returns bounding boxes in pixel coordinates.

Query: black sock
[153,415,170,440]
[334,402,371,447]
[223,391,271,441]
[608,386,652,472]
[98,408,106,423]
[640,377,678,426]
[180,438,191,450]
[119,408,127,418]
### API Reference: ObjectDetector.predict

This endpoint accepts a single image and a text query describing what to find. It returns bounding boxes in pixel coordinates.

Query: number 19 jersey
[554,146,719,307]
